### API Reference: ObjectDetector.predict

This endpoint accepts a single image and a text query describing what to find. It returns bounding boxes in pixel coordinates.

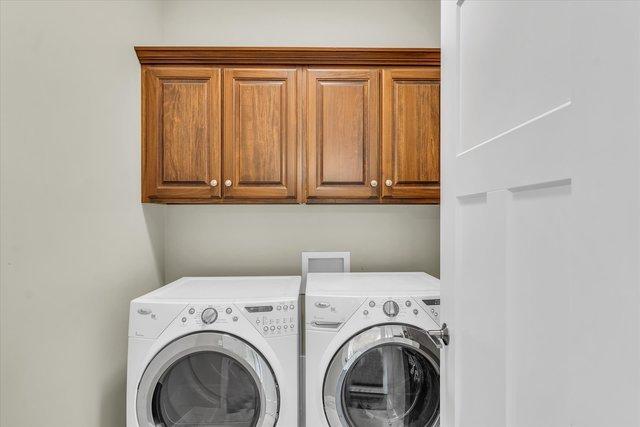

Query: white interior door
[440,1,640,427]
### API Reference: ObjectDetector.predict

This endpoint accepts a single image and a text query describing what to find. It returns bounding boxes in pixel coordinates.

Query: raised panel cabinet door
[223,68,298,200]
[142,66,222,201]
[382,68,440,201]
[306,69,380,200]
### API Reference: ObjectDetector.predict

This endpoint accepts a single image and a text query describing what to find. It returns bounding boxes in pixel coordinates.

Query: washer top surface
[135,276,301,302]
[306,272,439,296]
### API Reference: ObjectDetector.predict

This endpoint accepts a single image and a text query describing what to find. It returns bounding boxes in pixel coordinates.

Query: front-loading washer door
[324,325,439,427]
[137,332,279,427]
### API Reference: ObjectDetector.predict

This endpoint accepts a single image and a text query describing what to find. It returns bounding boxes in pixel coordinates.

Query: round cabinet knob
[210,179,218,187]
[383,300,400,317]
[385,179,393,187]
[201,307,218,324]
[224,179,232,187]
[370,180,378,188]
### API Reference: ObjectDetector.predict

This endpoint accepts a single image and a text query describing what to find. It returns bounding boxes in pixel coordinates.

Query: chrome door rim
[323,324,440,427]
[137,331,279,427]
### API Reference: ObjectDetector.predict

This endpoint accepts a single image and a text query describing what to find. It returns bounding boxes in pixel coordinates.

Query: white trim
[457,101,572,158]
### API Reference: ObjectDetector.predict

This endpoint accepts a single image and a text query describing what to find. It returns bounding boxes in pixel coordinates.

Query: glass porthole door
[324,325,440,427]
[137,332,279,427]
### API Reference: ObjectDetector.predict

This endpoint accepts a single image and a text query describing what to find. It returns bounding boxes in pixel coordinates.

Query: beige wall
[161,0,442,282]
[1,1,440,426]
[0,1,164,426]
[161,0,440,47]
[165,205,440,281]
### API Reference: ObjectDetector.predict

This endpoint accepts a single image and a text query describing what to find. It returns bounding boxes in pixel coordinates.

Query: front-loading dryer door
[324,325,439,427]
[137,332,278,427]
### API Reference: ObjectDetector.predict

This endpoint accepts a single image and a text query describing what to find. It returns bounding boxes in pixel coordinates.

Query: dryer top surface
[134,276,302,302]
[306,272,440,296]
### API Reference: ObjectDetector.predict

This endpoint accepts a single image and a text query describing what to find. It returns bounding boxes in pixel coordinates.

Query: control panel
[241,300,298,338]
[177,304,240,328]
[357,297,441,325]
[305,295,441,331]
[422,298,441,324]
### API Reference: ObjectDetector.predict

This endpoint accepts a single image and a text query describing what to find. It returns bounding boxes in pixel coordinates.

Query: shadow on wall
[100,371,127,427]
[97,205,165,426]
[143,204,166,283]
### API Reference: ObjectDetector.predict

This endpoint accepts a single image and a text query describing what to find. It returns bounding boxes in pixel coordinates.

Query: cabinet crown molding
[134,46,440,66]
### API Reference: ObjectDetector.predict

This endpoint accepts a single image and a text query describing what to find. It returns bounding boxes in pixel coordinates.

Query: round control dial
[383,300,400,317]
[201,307,218,324]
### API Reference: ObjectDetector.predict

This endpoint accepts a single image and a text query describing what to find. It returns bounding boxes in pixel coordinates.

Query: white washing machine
[127,276,301,427]
[305,272,442,427]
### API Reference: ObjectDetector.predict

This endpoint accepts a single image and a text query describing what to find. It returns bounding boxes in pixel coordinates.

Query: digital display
[423,299,440,306]
[245,305,274,313]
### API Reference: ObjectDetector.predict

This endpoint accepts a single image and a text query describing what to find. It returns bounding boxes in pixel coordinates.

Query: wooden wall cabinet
[382,68,440,202]
[142,67,221,202]
[137,48,440,204]
[223,68,298,201]
[306,69,379,201]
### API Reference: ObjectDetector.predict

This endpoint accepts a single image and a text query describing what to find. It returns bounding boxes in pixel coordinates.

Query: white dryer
[305,272,441,427]
[127,276,301,427]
